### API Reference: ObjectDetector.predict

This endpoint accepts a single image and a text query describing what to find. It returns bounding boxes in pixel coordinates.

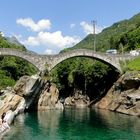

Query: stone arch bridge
[0,48,136,73]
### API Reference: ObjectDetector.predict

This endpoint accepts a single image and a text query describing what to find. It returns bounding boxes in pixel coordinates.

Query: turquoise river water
[3,108,140,140]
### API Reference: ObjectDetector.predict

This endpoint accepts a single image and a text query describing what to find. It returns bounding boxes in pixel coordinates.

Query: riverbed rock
[3,110,15,125]
[95,71,140,116]
[64,90,90,108]
[38,83,63,110]
[0,93,23,116]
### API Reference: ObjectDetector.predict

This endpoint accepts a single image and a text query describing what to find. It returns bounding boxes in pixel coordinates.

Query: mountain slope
[6,36,23,46]
[63,12,140,53]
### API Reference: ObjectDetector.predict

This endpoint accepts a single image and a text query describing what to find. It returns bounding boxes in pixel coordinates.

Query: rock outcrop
[95,71,140,116]
[64,89,90,108]
[38,83,63,110]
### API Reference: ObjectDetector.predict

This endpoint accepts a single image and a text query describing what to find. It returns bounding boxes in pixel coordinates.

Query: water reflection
[58,107,92,140]
[64,107,90,122]
[94,109,140,135]
[3,108,140,140]
[38,110,63,129]
[37,110,63,140]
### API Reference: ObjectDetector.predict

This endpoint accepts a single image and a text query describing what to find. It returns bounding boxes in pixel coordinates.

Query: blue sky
[0,0,140,54]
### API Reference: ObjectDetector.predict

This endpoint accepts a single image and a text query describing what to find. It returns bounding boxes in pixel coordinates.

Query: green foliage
[0,70,15,89]
[0,35,37,88]
[0,34,26,50]
[51,57,118,99]
[127,57,140,71]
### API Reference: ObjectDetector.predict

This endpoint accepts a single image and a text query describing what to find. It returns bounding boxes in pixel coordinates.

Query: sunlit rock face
[64,89,90,108]
[0,93,24,115]
[0,88,25,124]
[38,83,64,110]
[13,75,38,97]
[95,71,140,116]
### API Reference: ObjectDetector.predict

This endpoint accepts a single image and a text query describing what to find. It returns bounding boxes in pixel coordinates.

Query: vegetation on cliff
[127,56,140,71]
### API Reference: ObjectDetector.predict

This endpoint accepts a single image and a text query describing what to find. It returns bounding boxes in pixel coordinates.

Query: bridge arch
[48,49,122,72]
[0,48,46,71]
[0,48,134,73]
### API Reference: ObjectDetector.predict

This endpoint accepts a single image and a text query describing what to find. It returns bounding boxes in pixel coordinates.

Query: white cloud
[80,21,92,34]
[80,21,105,35]
[24,36,40,46]
[0,32,4,37]
[70,23,76,28]
[45,49,55,54]
[22,31,81,49]
[16,18,51,32]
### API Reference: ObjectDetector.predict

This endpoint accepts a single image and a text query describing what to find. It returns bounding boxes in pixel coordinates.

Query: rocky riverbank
[0,75,63,125]
[1,71,140,126]
[95,71,140,116]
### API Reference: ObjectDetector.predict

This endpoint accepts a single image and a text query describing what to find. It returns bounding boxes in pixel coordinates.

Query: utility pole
[91,20,96,52]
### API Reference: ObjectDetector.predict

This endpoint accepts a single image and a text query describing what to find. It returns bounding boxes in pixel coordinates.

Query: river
[3,107,140,140]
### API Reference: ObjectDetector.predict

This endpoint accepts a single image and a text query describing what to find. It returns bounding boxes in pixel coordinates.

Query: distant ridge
[6,36,23,46]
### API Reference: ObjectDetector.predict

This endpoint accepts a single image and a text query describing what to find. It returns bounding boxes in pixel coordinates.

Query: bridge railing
[0,47,138,60]
[0,48,40,57]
